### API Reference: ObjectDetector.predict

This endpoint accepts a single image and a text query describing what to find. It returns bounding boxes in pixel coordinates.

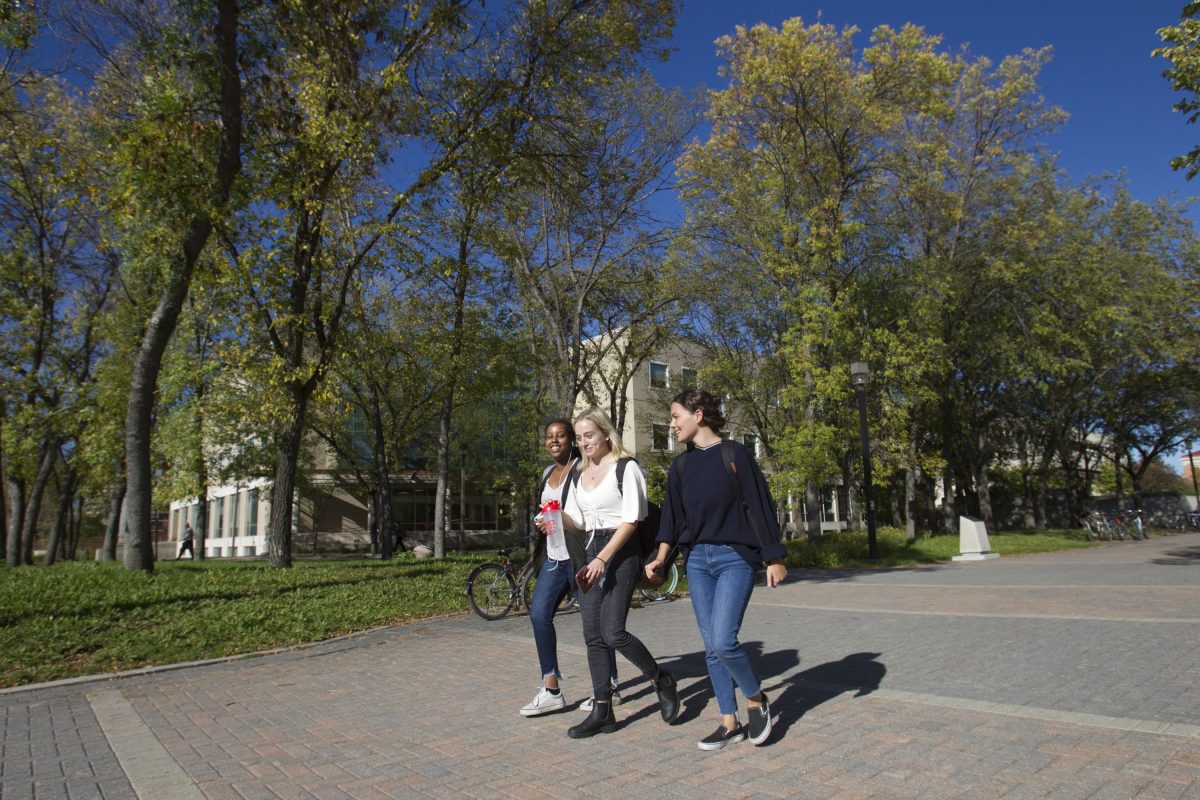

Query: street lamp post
[850,361,879,560]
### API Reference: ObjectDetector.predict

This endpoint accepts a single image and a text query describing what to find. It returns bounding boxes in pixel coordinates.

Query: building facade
[578,333,848,534]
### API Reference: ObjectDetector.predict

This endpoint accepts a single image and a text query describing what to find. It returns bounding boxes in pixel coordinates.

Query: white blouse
[564,460,648,534]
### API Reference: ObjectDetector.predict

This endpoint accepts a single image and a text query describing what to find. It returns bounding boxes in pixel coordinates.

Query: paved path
[2,534,1199,800]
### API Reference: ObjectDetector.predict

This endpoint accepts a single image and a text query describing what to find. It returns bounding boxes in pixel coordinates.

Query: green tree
[1156,1,1200,177]
[1,74,117,565]
[495,75,695,423]
[884,44,1065,532]
[679,20,951,540]
[84,0,243,571]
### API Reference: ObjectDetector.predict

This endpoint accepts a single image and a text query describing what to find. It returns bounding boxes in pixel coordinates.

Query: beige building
[577,331,847,533]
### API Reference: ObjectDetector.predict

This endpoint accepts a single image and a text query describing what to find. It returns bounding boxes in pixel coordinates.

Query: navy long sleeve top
[657,439,786,567]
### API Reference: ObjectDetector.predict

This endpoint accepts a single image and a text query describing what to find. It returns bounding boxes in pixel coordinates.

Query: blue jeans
[529,555,616,684]
[686,543,762,715]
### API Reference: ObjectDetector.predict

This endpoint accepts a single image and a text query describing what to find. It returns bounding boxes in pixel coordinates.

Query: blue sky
[650,0,1198,224]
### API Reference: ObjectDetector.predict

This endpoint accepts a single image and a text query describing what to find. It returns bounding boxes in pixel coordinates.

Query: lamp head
[850,361,871,388]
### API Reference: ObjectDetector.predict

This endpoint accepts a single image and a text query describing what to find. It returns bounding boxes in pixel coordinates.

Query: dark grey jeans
[580,529,659,700]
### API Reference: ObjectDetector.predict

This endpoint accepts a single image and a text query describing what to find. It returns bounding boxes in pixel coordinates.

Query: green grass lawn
[782,526,1098,568]
[0,554,490,688]
[0,526,1170,688]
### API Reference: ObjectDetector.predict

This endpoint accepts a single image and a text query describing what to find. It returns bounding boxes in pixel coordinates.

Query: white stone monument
[952,516,998,561]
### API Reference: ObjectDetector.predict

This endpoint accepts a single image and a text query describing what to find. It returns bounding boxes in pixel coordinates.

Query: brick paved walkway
[2,533,1198,799]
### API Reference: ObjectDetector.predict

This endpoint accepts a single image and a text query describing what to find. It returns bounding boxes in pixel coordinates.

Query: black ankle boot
[653,669,679,723]
[567,700,616,739]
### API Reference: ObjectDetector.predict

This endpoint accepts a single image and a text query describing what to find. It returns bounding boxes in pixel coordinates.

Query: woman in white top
[520,419,618,717]
[561,407,679,738]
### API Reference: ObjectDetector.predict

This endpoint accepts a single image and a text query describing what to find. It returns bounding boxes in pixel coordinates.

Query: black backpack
[613,458,662,560]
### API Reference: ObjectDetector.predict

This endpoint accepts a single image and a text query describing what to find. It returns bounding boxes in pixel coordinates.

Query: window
[213,499,224,538]
[743,434,758,456]
[649,361,669,389]
[246,489,258,538]
[652,423,672,452]
[227,493,239,537]
[681,367,698,389]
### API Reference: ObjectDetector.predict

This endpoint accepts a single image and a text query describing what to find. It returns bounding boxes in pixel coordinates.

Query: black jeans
[580,529,659,700]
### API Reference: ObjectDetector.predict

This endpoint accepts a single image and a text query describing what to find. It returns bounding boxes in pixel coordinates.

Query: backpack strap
[614,457,633,496]
[543,459,578,505]
[720,440,773,556]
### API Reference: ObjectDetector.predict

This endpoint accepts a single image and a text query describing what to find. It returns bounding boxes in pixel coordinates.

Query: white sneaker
[579,685,622,711]
[520,687,566,717]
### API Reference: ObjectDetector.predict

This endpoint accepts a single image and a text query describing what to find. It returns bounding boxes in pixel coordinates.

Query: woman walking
[521,419,618,716]
[646,389,787,750]
[562,407,679,738]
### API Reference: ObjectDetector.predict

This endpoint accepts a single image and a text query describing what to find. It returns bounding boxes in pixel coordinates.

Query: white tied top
[564,460,648,543]
[539,460,577,561]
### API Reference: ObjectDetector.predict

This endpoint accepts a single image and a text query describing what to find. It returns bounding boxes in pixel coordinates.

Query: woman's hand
[583,555,607,585]
[643,558,663,581]
[765,559,787,588]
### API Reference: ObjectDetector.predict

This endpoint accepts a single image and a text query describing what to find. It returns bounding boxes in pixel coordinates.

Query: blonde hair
[573,406,633,461]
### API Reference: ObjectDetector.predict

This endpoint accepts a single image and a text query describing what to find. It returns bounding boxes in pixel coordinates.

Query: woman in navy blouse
[645,389,787,751]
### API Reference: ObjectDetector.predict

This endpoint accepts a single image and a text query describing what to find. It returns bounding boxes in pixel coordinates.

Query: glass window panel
[649,362,669,389]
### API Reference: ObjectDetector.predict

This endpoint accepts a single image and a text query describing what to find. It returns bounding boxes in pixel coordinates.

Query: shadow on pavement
[764,651,887,742]
[609,644,885,743]
[1153,544,1200,565]
[787,565,950,584]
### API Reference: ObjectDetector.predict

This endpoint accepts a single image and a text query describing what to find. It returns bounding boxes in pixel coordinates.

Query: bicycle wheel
[466,563,517,620]
[639,561,679,602]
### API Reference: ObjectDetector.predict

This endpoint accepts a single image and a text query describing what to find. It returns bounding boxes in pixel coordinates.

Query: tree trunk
[21,438,57,565]
[0,436,5,563]
[432,220,473,560]
[122,0,242,572]
[368,491,380,556]
[1112,452,1124,510]
[940,466,956,535]
[974,460,994,531]
[6,474,24,566]
[904,465,917,540]
[370,388,393,559]
[68,495,83,560]
[1021,466,1036,530]
[970,429,993,529]
[101,480,125,561]
[804,479,822,542]
[267,412,306,568]
[433,400,451,559]
[195,495,208,561]
[1035,472,1049,530]
[44,465,76,566]
[845,453,861,530]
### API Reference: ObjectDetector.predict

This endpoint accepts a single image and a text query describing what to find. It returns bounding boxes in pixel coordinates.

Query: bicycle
[1083,512,1113,542]
[1122,509,1148,541]
[1177,511,1200,533]
[466,547,578,621]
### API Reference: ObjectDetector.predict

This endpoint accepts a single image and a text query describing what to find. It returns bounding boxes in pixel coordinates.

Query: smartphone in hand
[575,565,595,594]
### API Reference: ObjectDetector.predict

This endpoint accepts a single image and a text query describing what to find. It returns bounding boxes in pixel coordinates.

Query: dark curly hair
[671,389,725,433]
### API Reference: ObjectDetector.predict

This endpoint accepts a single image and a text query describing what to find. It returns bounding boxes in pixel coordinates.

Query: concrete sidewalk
[2,534,1199,800]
